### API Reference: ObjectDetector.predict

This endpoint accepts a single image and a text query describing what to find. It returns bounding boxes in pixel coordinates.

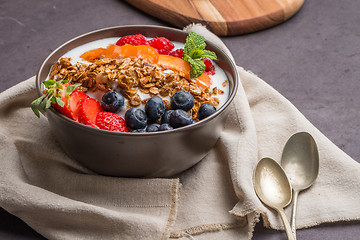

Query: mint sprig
[31,80,81,118]
[183,32,217,79]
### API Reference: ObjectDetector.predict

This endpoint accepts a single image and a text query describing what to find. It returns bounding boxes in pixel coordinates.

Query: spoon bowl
[254,158,295,240]
[281,132,319,238]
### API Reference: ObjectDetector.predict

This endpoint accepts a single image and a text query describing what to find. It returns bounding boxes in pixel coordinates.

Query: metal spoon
[281,132,319,238]
[254,158,295,240]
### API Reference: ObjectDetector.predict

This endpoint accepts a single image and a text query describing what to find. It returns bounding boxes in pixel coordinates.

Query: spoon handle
[290,190,299,238]
[278,208,296,240]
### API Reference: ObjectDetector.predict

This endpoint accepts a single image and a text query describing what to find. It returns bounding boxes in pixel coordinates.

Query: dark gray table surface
[1,0,359,239]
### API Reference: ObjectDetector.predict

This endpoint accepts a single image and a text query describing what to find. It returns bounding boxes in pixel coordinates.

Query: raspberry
[202,58,215,75]
[116,34,147,46]
[147,37,174,55]
[96,111,129,132]
[169,49,184,58]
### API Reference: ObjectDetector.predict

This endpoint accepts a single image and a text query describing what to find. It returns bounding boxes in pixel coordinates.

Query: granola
[49,57,225,120]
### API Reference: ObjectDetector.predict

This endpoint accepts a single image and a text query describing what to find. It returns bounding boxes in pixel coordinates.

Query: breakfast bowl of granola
[33,25,238,177]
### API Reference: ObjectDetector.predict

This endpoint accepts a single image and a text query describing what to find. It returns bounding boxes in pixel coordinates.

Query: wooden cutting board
[125,0,305,36]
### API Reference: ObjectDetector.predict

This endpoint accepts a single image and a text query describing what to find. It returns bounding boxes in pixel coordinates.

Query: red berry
[52,84,89,121]
[96,111,129,132]
[78,98,102,128]
[116,34,147,46]
[69,90,89,120]
[147,37,174,55]
[202,58,215,75]
[169,49,184,58]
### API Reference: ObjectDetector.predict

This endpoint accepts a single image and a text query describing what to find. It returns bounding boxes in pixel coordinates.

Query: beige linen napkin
[0,25,360,240]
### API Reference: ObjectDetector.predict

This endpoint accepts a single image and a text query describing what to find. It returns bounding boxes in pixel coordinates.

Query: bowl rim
[36,25,239,136]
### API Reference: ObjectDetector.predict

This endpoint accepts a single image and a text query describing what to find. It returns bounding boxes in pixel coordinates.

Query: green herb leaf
[186,57,206,79]
[202,50,217,60]
[56,96,65,107]
[182,32,217,79]
[30,80,80,118]
[65,83,81,98]
[31,94,46,118]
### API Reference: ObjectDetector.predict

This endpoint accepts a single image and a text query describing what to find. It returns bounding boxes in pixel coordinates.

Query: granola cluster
[49,57,226,120]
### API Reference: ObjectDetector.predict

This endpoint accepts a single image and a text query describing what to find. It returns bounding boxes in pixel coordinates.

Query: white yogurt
[57,37,230,113]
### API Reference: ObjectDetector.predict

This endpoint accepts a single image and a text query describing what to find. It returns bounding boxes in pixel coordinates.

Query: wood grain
[124,0,305,36]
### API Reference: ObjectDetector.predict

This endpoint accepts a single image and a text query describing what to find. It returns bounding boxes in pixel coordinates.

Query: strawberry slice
[78,98,102,128]
[69,90,89,120]
[95,111,129,132]
[51,87,89,121]
[51,83,75,120]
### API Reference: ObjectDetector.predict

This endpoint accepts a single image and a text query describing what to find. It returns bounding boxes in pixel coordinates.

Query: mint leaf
[187,57,206,79]
[184,32,206,57]
[202,50,217,60]
[182,32,217,79]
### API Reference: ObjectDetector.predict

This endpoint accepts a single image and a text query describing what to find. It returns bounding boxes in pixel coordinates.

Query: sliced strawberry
[51,83,76,120]
[69,90,89,120]
[51,87,88,121]
[78,98,102,128]
[95,111,129,132]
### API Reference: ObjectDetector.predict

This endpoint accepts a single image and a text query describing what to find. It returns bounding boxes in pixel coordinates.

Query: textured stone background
[1,0,359,239]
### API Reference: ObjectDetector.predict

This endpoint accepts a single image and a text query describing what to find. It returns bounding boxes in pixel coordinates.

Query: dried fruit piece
[116,34,147,46]
[105,44,122,59]
[136,45,159,63]
[194,72,212,89]
[96,111,129,132]
[147,37,174,55]
[119,44,138,58]
[80,48,105,61]
[157,55,192,79]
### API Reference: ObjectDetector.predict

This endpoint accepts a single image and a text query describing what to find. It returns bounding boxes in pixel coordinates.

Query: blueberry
[101,91,125,113]
[171,90,194,111]
[198,103,216,120]
[158,123,174,131]
[145,96,165,121]
[125,108,147,130]
[169,109,194,128]
[161,110,174,124]
[146,123,160,132]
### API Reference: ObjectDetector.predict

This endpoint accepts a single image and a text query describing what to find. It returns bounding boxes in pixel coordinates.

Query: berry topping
[202,58,215,75]
[116,34,147,46]
[169,49,184,58]
[147,37,174,55]
[78,98,102,127]
[95,111,129,132]
[101,91,125,113]
[145,96,166,121]
[125,108,148,130]
[169,109,193,128]
[198,103,216,120]
[146,123,161,132]
[161,110,174,124]
[158,123,173,131]
[171,90,194,111]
